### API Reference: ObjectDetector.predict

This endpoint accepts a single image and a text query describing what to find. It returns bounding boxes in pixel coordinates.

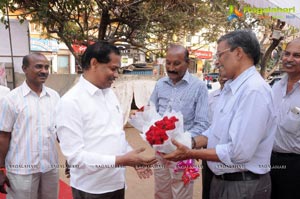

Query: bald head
[281,37,300,77]
[286,38,300,48]
[22,53,47,69]
[165,44,190,84]
[167,44,189,63]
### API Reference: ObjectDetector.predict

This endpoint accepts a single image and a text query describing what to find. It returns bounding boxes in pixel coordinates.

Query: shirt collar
[279,74,288,86]
[79,75,108,96]
[279,73,300,86]
[225,66,256,95]
[279,73,300,94]
[212,89,222,97]
[163,70,191,85]
[21,81,48,97]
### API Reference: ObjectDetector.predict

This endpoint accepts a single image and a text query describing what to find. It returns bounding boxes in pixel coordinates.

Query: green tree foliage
[1,0,236,65]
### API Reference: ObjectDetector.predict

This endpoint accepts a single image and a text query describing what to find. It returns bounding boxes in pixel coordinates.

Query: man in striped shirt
[0,53,60,199]
[150,44,210,199]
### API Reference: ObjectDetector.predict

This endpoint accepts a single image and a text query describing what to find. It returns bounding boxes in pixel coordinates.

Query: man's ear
[90,58,98,70]
[22,65,27,73]
[235,47,243,60]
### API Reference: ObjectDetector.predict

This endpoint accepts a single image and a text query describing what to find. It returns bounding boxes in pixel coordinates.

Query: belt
[272,151,300,158]
[215,171,261,181]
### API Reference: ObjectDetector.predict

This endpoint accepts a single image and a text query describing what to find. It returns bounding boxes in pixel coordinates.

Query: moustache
[283,62,295,67]
[167,70,178,74]
[38,73,48,78]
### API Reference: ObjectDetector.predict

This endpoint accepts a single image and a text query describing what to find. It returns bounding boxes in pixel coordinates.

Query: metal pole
[6,5,16,88]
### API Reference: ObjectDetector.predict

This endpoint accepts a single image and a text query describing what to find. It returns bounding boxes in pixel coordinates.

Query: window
[57,55,69,74]
[30,23,42,34]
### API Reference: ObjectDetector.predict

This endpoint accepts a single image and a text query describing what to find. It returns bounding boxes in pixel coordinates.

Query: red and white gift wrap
[129,104,191,154]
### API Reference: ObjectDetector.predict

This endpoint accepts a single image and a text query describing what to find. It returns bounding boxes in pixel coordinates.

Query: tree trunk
[260,39,281,78]
[98,9,109,41]
[260,20,285,78]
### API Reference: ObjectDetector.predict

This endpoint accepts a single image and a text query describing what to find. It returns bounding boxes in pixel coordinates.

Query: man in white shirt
[0,85,10,99]
[163,30,276,199]
[271,37,300,199]
[56,42,156,199]
[0,53,60,199]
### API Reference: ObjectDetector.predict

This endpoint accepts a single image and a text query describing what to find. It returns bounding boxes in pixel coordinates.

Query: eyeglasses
[215,65,224,69]
[214,48,231,59]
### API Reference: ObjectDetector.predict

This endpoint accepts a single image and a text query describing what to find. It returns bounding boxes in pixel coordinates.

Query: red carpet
[58,180,73,199]
[0,180,72,199]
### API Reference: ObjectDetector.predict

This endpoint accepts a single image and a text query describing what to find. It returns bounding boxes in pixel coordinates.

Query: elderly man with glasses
[163,30,276,199]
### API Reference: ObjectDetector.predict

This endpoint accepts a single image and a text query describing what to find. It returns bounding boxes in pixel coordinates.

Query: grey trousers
[210,173,271,199]
[6,169,59,199]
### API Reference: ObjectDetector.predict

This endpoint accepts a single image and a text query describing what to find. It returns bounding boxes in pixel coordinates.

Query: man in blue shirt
[163,30,276,199]
[150,44,210,199]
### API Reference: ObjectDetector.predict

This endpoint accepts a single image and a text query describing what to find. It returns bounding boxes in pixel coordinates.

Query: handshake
[115,134,207,180]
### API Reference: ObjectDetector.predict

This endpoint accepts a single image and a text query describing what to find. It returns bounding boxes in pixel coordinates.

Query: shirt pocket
[280,107,300,134]
[157,94,170,112]
[180,96,196,118]
[212,101,235,141]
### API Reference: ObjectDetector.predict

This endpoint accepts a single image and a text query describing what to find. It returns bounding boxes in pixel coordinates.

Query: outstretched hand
[0,171,10,194]
[118,147,157,167]
[162,139,191,162]
[134,147,157,166]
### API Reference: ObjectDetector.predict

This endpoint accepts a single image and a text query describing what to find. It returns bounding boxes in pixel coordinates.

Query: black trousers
[202,160,214,199]
[72,187,125,199]
[271,152,300,199]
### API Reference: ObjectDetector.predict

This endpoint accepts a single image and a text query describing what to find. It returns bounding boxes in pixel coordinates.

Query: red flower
[137,106,144,112]
[145,116,178,145]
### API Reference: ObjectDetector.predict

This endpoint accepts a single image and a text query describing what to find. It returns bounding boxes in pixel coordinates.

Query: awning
[30,38,59,52]
[190,50,213,59]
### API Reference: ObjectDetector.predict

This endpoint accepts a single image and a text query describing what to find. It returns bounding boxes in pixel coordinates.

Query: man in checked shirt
[0,53,60,199]
[150,44,210,199]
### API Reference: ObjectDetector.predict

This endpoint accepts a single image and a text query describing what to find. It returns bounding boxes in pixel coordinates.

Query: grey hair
[217,30,260,65]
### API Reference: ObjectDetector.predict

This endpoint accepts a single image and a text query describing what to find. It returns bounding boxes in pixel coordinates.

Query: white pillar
[70,54,75,74]
[52,54,58,73]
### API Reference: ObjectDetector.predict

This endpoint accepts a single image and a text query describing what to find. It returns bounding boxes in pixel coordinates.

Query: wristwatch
[191,137,196,149]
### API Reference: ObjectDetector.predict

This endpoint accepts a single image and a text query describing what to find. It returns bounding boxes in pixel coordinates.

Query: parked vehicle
[204,73,219,81]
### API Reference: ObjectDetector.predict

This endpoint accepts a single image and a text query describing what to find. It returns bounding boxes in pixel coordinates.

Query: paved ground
[58,127,203,199]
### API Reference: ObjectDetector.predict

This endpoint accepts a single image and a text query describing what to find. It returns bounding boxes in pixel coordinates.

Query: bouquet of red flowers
[145,116,178,145]
[129,104,161,132]
[129,103,191,153]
